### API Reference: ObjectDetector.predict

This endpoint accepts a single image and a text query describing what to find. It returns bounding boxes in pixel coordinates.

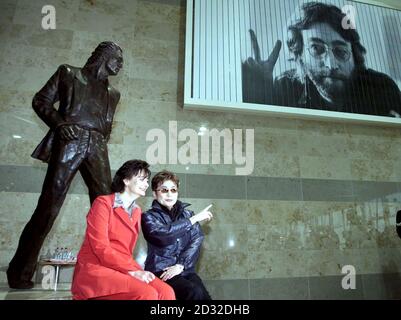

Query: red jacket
[71,194,142,299]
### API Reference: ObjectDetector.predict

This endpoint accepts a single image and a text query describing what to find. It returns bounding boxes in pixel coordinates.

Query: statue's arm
[104,90,121,143]
[32,65,67,129]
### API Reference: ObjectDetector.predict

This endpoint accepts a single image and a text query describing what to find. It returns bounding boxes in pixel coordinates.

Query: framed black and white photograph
[184,0,401,125]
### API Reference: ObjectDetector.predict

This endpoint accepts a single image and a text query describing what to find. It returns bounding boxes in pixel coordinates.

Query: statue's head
[84,41,123,76]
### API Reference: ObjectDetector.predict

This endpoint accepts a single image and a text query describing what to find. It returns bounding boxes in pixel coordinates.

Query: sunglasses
[157,188,178,194]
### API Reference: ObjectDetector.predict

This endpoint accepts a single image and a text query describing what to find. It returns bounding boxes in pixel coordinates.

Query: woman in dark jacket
[141,170,213,300]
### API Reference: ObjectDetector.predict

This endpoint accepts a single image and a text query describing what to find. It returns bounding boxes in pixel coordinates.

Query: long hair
[84,41,122,69]
[286,2,367,71]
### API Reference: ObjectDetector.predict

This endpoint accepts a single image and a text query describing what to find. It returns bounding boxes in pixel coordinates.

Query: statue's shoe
[7,277,34,289]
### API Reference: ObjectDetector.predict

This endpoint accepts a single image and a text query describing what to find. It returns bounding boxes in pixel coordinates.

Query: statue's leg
[7,139,85,288]
[79,132,112,204]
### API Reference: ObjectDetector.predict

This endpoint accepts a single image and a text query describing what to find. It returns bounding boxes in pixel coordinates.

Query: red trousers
[90,277,175,300]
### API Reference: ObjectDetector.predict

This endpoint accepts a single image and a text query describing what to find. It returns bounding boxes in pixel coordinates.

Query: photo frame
[184,0,401,126]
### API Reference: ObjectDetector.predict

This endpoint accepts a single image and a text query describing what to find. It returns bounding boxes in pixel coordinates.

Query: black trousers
[7,130,112,285]
[156,272,212,301]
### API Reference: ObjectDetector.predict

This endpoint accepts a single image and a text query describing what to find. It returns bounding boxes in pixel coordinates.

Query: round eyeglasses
[306,43,351,62]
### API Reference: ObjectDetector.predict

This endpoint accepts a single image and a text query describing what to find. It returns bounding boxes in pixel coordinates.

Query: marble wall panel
[132,37,182,63]
[130,58,181,82]
[136,1,183,25]
[351,159,401,182]
[0,0,400,291]
[197,251,248,280]
[134,20,184,43]
[71,0,137,33]
[0,24,73,50]
[247,250,309,278]
[0,1,16,26]
[299,156,352,180]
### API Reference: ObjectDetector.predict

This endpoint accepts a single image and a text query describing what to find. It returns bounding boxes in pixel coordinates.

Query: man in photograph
[242,2,401,117]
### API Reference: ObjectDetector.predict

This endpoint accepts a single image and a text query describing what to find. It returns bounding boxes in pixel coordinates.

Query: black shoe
[7,277,34,289]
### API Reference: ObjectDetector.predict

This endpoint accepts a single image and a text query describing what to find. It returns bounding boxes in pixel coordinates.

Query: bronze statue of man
[7,41,123,289]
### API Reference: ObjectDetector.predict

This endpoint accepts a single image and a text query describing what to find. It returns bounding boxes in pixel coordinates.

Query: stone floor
[0,283,72,300]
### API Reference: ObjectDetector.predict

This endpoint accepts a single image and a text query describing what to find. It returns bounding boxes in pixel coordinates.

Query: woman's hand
[190,204,213,225]
[128,270,155,284]
[160,264,184,281]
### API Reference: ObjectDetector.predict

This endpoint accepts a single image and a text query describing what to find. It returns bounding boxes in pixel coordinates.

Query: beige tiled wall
[0,0,400,291]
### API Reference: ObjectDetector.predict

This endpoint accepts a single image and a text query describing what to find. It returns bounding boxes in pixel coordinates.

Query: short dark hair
[111,159,150,193]
[84,41,122,68]
[151,170,180,192]
[287,2,366,69]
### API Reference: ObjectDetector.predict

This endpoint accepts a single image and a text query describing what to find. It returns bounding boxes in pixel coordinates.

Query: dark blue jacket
[141,200,204,275]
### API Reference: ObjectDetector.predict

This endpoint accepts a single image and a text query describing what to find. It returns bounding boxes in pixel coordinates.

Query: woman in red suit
[71,160,175,300]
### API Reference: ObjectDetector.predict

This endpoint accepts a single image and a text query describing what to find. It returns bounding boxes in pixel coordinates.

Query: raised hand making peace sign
[242,29,282,104]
